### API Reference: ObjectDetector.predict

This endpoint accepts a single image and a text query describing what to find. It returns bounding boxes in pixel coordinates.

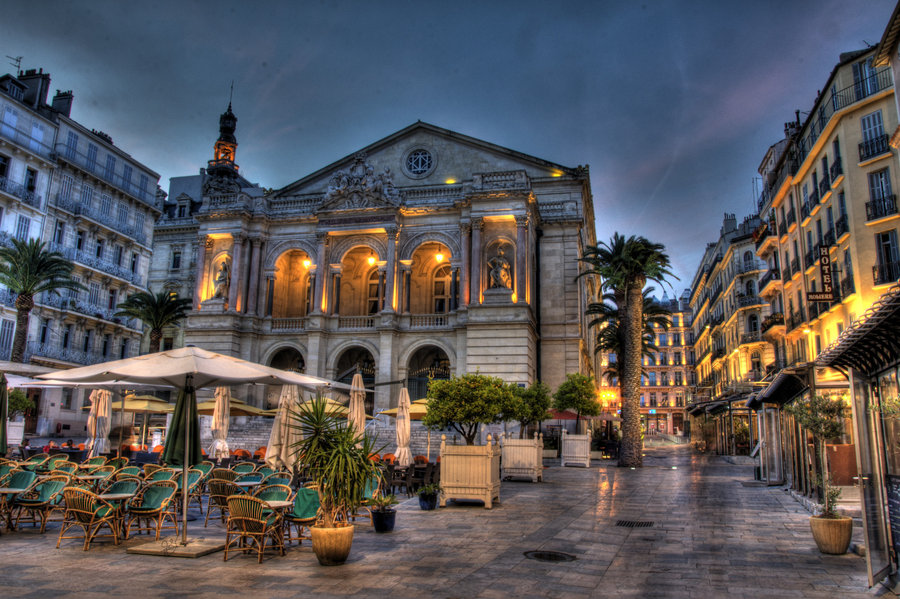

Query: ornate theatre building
[150,107,599,412]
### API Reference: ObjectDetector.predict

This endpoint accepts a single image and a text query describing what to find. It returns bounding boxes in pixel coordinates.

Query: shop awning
[816,281,900,377]
[747,371,807,409]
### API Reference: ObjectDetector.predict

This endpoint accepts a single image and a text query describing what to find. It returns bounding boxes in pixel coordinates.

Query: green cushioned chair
[13,475,68,533]
[123,480,178,540]
[224,494,285,563]
[56,487,120,550]
[284,485,320,545]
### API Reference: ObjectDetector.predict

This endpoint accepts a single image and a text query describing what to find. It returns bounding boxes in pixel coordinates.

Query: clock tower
[208,102,239,175]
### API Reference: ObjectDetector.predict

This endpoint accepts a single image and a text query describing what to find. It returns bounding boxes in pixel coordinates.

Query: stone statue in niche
[487,247,512,289]
[213,260,230,299]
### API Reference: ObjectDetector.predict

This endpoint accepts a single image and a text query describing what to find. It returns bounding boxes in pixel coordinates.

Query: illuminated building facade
[150,111,599,412]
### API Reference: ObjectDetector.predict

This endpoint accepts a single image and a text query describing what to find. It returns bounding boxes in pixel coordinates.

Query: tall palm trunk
[149,329,162,354]
[618,278,645,467]
[11,294,33,363]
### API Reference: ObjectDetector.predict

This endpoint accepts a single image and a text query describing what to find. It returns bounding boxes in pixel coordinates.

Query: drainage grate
[616,520,654,528]
[523,550,577,562]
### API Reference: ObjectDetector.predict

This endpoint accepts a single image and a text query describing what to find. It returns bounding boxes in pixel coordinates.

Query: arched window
[367,270,380,315]
[432,264,451,313]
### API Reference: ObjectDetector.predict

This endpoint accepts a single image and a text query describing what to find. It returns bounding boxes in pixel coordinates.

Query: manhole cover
[523,550,577,562]
[616,520,654,528]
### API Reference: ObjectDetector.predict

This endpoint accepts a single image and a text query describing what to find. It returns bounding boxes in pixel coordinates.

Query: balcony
[761,312,785,334]
[873,261,900,286]
[790,257,800,277]
[835,214,849,238]
[866,196,899,222]
[48,241,143,286]
[38,292,136,328]
[270,317,308,332]
[740,332,762,345]
[753,220,777,250]
[859,134,891,162]
[830,159,843,183]
[823,228,835,247]
[53,194,148,245]
[777,219,787,237]
[0,288,16,308]
[840,275,855,298]
[737,294,764,308]
[736,259,765,275]
[787,308,806,331]
[804,249,815,270]
[0,121,54,159]
[787,208,797,228]
[25,342,106,366]
[0,176,43,210]
[712,348,726,361]
[337,315,376,329]
[808,301,825,321]
[819,176,831,199]
[409,313,450,328]
[759,268,780,292]
[781,265,792,282]
[54,143,155,207]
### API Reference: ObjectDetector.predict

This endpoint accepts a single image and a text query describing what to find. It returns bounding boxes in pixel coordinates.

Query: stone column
[384,227,399,312]
[469,219,482,306]
[239,235,251,312]
[246,238,262,316]
[193,235,209,308]
[515,215,528,304]
[460,223,471,307]
[228,233,245,311]
[312,232,328,315]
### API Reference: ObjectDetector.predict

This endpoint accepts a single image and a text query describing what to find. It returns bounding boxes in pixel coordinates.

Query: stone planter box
[500,433,543,482]
[6,420,24,447]
[542,449,558,459]
[560,431,591,467]
[439,434,501,509]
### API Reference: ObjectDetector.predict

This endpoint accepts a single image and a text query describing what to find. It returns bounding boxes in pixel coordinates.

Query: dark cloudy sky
[2,0,896,287]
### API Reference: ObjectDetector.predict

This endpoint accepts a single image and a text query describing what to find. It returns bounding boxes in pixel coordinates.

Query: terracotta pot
[809,516,853,554]
[310,524,355,566]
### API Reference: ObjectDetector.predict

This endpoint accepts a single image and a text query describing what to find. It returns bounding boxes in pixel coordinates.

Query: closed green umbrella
[161,382,202,468]
[0,374,7,456]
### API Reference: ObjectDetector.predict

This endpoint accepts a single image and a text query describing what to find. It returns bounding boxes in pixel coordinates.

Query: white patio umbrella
[39,346,346,546]
[208,386,231,461]
[265,384,303,471]
[348,372,366,439]
[394,388,412,468]
[87,389,112,457]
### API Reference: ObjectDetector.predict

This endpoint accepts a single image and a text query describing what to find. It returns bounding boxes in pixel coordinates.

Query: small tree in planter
[553,373,600,431]
[508,382,552,438]
[418,483,441,510]
[7,388,33,419]
[422,373,516,445]
[370,494,399,533]
[785,394,852,554]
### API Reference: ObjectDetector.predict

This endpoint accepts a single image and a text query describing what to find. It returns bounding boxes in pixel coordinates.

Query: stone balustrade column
[193,235,209,308]
[312,232,328,315]
[515,215,528,304]
[228,233,245,311]
[469,219,483,305]
[246,238,262,316]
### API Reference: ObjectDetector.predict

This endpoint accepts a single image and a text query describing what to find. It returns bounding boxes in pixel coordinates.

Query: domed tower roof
[218,102,237,145]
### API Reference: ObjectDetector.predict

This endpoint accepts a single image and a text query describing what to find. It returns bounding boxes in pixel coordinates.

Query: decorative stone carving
[202,174,241,196]
[320,152,401,211]
[487,247,512,289]
[212,260,230,299]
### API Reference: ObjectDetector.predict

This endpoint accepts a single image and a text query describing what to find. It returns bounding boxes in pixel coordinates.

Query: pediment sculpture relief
[320,152,402,211]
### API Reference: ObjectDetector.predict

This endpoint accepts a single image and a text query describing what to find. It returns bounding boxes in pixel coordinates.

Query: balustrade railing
[337,315,376,329]
[0,176,42,209]
[53,194,147,244]
[55,143,155,207]
[48,241,142,285]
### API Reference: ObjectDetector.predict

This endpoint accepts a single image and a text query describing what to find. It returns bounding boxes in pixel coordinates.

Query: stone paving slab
[0,446,891,598]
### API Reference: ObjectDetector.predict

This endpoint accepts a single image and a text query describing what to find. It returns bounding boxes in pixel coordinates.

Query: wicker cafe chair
[55,461,79,474]
[210,468,238,482]
[255,466,274,478]
[173,469,204,514]
[123,480,178,541]
[115,466,142,479]
[232,462,256,474]
[205,479,244,527]
[0,463,18,484]
[56,487,120,551]
[147,468,178,483]
[262,473,292,486]
[235,472,263,484]
[142,463,164,478]
[106,457,129,470]
[224,494,285,563]
[80,456,107,471]
[12,475,67,533]
[283,485,320,545]
[20,453,50,471]
[38,454,70,474]
[254,484,292,503]
[351,476,381,524]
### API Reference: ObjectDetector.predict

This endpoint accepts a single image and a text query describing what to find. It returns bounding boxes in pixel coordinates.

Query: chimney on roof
[17,68,50,109]
[52,89,73,117]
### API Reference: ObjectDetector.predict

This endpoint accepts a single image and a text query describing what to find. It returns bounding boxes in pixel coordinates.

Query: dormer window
[177,204,187,218]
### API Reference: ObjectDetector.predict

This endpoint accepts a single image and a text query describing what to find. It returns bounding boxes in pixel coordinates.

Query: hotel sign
[807,246,835,302]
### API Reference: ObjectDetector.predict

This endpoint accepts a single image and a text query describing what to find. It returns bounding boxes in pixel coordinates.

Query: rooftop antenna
[228,80,234,106]
[6,55,22,73]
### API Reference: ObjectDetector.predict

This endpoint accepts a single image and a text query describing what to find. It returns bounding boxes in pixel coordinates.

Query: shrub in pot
[370,494,398,533]
[288,395,384,565]
[418,483,441,510]
[785,394,853,554]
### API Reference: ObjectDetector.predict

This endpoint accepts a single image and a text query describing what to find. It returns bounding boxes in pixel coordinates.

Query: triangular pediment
[274,121,578,200]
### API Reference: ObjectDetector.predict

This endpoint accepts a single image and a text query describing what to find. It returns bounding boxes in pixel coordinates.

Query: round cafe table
[235,481,261,488]
[264,499,293,510]
[98,492,136,502]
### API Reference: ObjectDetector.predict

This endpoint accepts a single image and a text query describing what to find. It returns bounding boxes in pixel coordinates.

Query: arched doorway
[266,347,305,407]
[408,242,453,314]
[335,347,376,415]
[406,346,451,401]
[272,250,313,318]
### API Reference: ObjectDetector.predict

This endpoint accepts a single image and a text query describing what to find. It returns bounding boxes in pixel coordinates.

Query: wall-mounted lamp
[303,259,311,269]
[367,251,376,266]
[435,253,444,263]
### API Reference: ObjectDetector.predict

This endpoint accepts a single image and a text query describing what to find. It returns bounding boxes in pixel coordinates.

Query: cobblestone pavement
[0,445,891,598]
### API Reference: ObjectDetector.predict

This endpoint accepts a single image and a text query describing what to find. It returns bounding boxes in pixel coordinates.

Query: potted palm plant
[370,494,398,532]
[418,482,441,510]
[289,395,383,565]
[785,394,852,554]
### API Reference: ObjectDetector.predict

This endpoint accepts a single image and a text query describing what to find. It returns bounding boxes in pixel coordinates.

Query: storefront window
[879,369,900,475]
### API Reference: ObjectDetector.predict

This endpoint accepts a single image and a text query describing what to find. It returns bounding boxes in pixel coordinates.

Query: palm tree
[114,290,192,354]
[0,238,83,363]
[580,233,675,467]
[587,289,672,384]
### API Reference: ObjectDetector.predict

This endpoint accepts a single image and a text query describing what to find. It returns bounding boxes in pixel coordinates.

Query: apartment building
[0,67,161,437]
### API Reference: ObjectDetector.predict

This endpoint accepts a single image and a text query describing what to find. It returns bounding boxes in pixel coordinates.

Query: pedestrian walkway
[0,445,882,598]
